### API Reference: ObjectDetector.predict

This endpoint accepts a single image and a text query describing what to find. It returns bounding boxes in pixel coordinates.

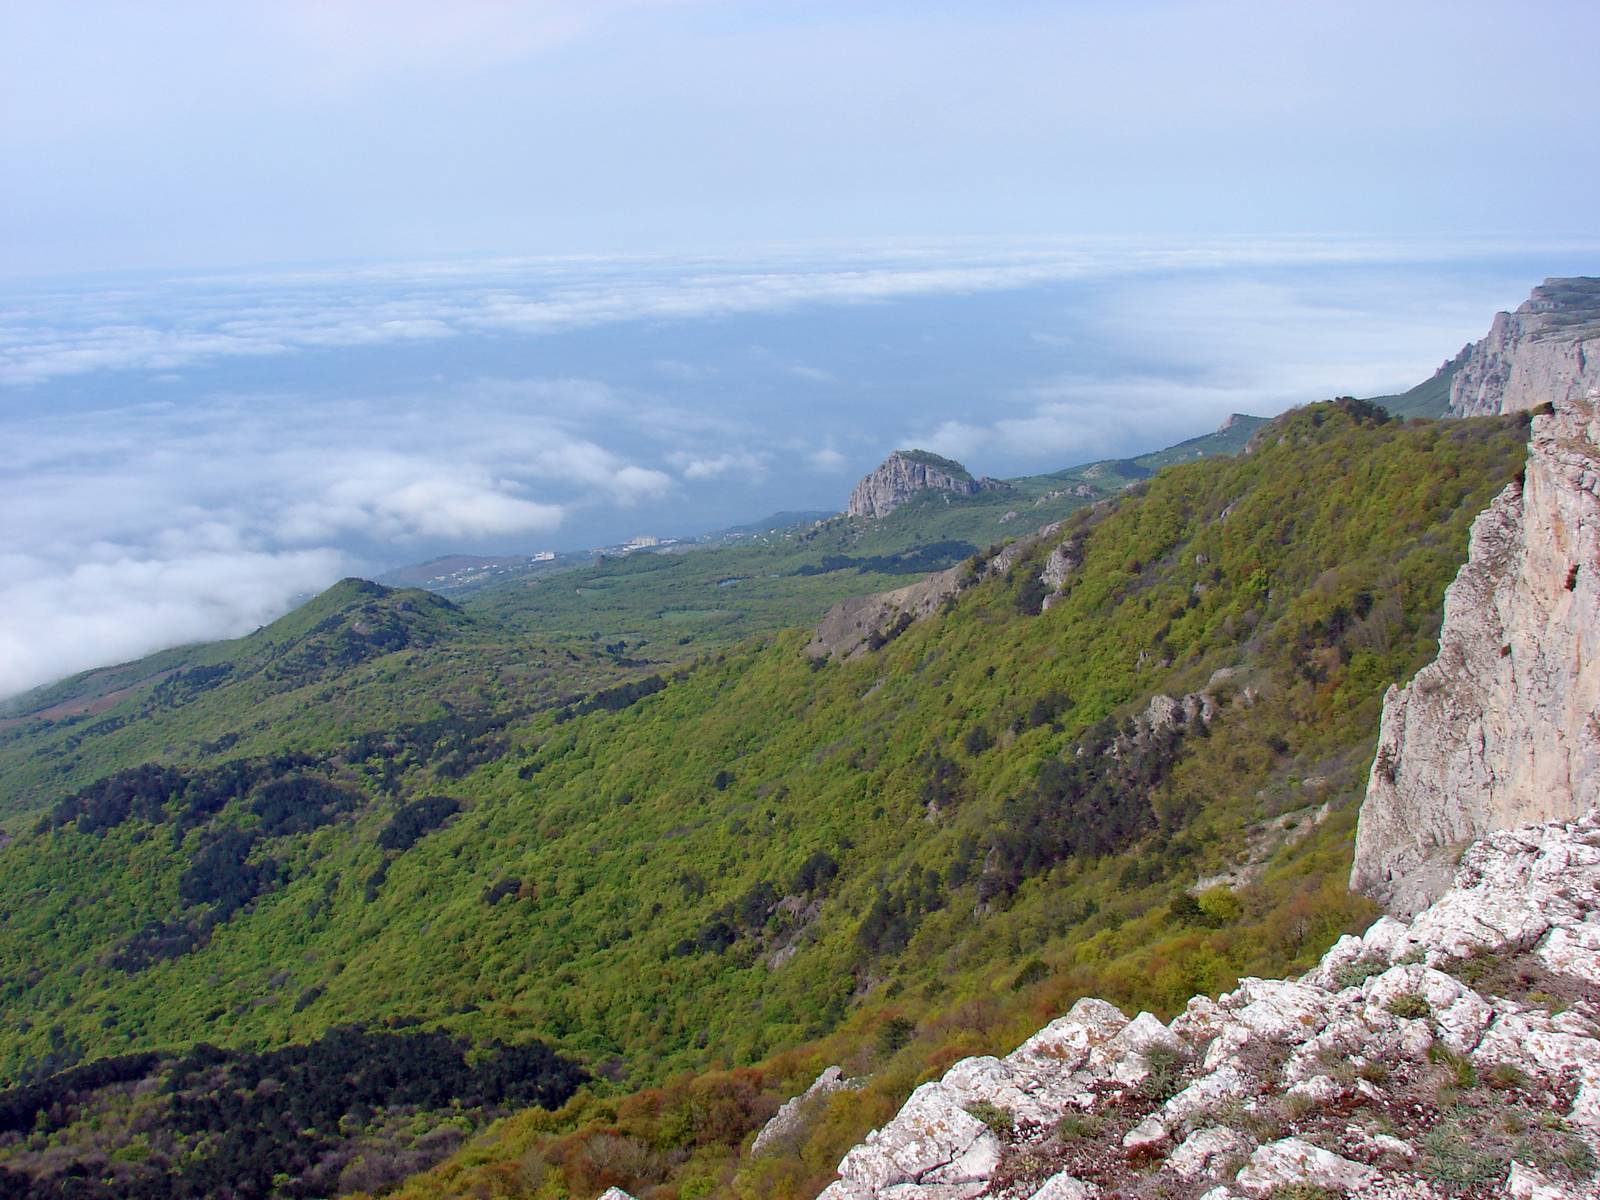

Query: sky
[2,1,1598,699]
[4,0,1598,273]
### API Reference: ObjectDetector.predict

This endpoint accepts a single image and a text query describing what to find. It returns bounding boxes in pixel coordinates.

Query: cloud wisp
[900,269,1531,464]
[0,382,684,698]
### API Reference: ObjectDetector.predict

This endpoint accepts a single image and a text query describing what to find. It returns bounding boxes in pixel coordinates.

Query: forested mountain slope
[0,401,1531,1198]
[0,580,634,826]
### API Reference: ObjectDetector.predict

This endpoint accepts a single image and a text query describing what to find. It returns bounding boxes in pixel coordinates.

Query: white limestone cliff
[1350,394,1600,914]
[1449,278,1600,417]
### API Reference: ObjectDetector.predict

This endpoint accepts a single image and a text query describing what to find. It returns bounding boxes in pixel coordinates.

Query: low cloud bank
[0,548,346,700]
[0,235,1561,388]
[1,243,1574,699]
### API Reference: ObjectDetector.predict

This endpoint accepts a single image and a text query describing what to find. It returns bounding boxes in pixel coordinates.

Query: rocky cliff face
[1350,395,1600,915]
[803,810,1600,1200]
[848,451,1001,520]
[1449,277,1600,417]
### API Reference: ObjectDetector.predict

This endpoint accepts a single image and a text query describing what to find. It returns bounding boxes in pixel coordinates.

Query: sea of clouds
[1,237,1586,699]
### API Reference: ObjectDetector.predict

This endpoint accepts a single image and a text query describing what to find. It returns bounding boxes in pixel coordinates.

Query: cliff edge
[1449,277,1600,417]
[804,809,1600,1200]
[1350,394,1600,915]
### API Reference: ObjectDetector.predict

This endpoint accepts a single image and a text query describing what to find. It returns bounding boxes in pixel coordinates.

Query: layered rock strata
[1351,395,1600,914]
[1449,277,1600,417]
[812,810,1600,1200]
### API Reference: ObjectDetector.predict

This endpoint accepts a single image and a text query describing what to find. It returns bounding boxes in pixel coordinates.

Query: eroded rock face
[1449,278,1600,417]
[848,451,1001,520]
[1351,395,1600,915]
[805,563,971,661]
[806,523,1066,661]
[816,810,1600,1200]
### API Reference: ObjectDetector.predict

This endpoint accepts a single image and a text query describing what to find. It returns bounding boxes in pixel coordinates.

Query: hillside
[1365,347,1467,419]
[454,417,1271,652]
[801,395,1600,1200]
[0,580,631,827]
[0,401,1531,1198]
[0,419,1266,826]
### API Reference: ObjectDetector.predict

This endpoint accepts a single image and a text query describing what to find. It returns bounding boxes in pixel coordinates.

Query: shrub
[1055,1112,1104,1142]
[876,1018,915,1058]
[1329,956,1387,990]
[1196,886,1243,925]
[1010,959,1049,991]
[1137,1043,1187,1102]
[964,1100,1014,1134]
[1484,1062,1530,1091]
[1385,992,1432,1019]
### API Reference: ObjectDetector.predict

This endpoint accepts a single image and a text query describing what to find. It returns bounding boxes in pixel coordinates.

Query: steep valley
[0,399,1534,1199]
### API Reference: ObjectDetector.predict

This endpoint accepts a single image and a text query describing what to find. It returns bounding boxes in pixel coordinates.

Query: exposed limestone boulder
[1167,1125,1254,1180]
[1040,541,1079,589]
[817,809,1600,1200]
[1352,395,1600,915]
[1121,1115,1168,1151]
[805,565,968,661]
[1449,278,1600,417]
[831,1081,1002,1197]
[1024,1174,1098,1199]
[1233,1138,1380,1195]
[1038,538,1081,610]
[848,450,1004,520]
[1359,964,1494,1053]
[1508,1161,1587,1200]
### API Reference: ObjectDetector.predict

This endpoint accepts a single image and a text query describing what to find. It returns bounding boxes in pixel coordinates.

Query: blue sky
[3,1,1598,275]
[1,2,1598,698]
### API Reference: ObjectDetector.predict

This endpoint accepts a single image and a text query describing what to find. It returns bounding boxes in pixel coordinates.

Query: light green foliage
[0,403,1534,1200]
[1196,886,1243,925]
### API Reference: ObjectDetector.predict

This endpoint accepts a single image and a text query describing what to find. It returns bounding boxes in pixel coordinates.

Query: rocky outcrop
[752,1066,865,1155]
[848,451,1004,520]
[1449,278,1600,417]
[818,810,1600,1200]
[805,563,972,661]
[806,524,1066,661]
[1351,395,1600,914]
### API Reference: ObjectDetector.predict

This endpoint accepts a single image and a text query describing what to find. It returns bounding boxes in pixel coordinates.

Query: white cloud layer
[0,241,1585,700]
[0,380,687,698]
[5,236,1581,388]
[902,270,1529,463]
[0,548,347,702]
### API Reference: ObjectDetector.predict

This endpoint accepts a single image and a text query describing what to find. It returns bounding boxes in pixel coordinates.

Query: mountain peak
[847,449,999,520]
[1449,275,1600,416]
